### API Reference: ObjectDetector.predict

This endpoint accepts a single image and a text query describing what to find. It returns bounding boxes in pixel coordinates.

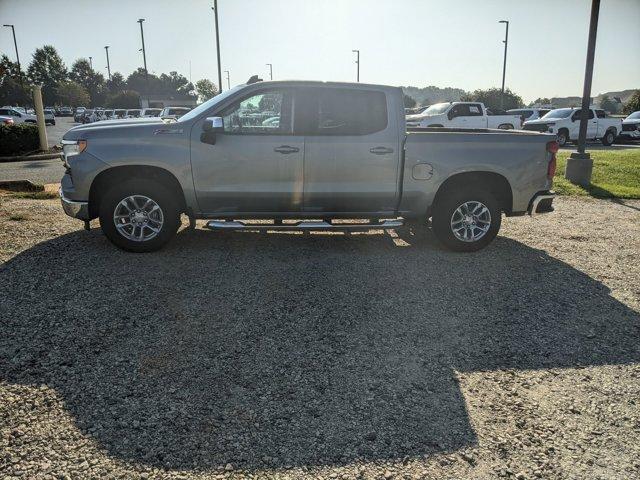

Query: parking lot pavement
[46,116,76,147]
[0,158,65,184]
[1,195,639,479]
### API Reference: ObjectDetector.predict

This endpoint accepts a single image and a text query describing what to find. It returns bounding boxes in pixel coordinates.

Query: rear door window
[295,87,388,136]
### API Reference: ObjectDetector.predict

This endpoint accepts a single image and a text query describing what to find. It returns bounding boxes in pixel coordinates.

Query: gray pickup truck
[60,80,556,253]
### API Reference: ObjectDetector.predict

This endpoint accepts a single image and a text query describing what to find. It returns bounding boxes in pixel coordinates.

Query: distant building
[139,93,198,110]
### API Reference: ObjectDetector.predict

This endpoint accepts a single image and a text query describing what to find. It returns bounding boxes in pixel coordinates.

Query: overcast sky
[1,0,638,102]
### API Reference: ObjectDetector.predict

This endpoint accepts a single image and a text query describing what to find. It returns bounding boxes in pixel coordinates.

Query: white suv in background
[620,111,640,140]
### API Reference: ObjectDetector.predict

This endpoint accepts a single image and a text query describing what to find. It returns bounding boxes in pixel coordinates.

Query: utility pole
[352,49,360,82]
[88,56,93,69]
[266,63,273,80]
[104,46,111,80]
[224,70,230,90]
[212,1,223,92]
[137,19,148,76]
[565,0,601,187]
[2,24,23,89]
[499,20,509,110]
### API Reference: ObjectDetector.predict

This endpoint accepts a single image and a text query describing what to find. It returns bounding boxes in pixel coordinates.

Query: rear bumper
[528,191,555,215]
[60,187,90,220]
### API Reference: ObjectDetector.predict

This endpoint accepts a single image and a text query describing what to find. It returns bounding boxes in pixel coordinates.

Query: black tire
[431,188,502,252]
[99,179,181,252]
[557,129,569,147]
[601,130,615,146]
[498,123,514,130]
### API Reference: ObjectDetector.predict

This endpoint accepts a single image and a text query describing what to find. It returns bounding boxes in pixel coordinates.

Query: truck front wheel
[99,179,181,252]
[557,129,569,147]
[431,189,501,252]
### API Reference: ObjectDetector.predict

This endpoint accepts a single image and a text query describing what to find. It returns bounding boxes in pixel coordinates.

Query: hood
[623,119,640,124]
[523,118,552,125]
[406,114,428,122]
[63,117,171,140]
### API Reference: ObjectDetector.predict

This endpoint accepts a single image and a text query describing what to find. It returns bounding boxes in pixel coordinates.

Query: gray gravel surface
[1,196,639,479]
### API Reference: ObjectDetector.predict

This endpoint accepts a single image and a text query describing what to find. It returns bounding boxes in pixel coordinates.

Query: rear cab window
[294,87,388,135]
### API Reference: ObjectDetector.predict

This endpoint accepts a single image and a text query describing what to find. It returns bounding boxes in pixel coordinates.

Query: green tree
[106,72,126,93]
[105,90,141,109]
[0,55,30,106]
[403,94,417,108]
[461,87,523,111]
[26,45,68,105]
[622,90,640,115]
[158,71,194,96]
[195,79,217,102]
[126,68,162,95]
[530,97,552,107]
[599,95,618,114]
[70,58,107,107]
[56,81,90,107]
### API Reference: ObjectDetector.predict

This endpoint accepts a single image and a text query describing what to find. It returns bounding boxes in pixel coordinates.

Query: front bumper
[528,191,555,215]
[60,187,90,220]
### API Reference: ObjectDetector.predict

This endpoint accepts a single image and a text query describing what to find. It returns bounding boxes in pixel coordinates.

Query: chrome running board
[205,219,404,231]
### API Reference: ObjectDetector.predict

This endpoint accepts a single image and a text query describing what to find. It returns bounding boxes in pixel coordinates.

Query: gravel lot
[1,196,639,479]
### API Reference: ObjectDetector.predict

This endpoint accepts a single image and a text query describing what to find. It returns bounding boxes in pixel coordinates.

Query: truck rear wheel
[601,130,615,146]
[99,179,181,252]
[432,189,501,252]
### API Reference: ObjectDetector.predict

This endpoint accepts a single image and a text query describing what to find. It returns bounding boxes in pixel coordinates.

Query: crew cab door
[571,109,597,139]
[295,86,400,214]
[447,103,485,128]
[189,87,304,213]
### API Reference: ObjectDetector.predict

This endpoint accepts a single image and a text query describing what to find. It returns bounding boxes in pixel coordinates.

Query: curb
[0,153,62,163]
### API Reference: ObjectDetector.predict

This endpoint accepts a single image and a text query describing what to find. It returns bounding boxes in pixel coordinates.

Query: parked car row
[0,106,55,125]
[75,106,192,124]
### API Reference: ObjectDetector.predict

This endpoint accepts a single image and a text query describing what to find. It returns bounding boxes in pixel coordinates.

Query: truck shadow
[1,227,639,471]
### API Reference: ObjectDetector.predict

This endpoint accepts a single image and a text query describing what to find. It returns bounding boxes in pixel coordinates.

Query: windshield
[542,108,574,119]
[626,112,640,120]
[177,85,246,123]
[421,103,450,116]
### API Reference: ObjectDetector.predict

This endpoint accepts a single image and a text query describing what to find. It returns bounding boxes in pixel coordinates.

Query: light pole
[88,56,93,70]
[211,1,223,92]
[352,49,360,82]
[137,19,148,77]
[266,63,273,80]
[104,46,111,80]
[224,70,230,90]
[2,24,23,89]
[565,0,601,186]
[498,20,509,110]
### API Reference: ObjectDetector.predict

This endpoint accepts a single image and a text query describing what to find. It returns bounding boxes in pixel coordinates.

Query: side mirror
[447,110,454,120]
[203,116,224,132]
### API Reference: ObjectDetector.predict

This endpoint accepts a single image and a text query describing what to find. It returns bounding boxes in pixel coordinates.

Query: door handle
[370,147,394,155]
[274,145,299,154]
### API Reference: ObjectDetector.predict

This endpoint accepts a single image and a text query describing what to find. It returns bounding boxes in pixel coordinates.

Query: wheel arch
[89,165,187,219]
[432,171,513,215]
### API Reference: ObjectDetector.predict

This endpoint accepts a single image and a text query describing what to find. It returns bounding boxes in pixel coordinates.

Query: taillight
[546,141,559,179]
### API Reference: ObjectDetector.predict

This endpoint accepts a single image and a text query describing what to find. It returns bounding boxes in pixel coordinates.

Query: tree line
[0,45,218,108]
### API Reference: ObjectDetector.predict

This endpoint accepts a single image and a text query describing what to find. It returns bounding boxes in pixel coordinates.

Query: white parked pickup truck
[406,102,522,130]
[523,107,622,147]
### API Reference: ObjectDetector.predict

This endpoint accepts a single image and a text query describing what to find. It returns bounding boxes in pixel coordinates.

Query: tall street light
[352,49,360,82]
[565,0,601,187]
[3,24,23,88]
[224,70,230,90]
[266,63,273,80]
[137,19,148,76]
[498,20,509,110]
[211,1,223,92]
[104,46,111,80]
[88,56,93,69]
